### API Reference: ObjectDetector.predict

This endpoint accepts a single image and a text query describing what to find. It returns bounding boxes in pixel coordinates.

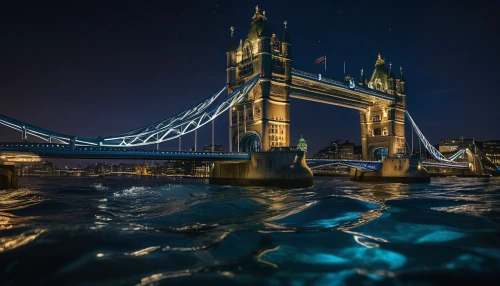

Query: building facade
[482,140,500,165]
[359,54,407,160]
[227,6,292,152]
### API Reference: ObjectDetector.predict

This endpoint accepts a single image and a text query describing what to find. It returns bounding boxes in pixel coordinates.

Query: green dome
[297,135,307,152]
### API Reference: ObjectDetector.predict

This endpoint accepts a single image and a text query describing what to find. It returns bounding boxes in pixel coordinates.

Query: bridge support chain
[194,130,197,152]
[349,155,430,183]
[0,164,18,190]
[209,149,313,188]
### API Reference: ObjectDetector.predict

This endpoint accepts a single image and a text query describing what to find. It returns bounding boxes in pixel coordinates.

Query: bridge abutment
[349,156,430,183]
[209,149,313,188]
[0,164,18,190]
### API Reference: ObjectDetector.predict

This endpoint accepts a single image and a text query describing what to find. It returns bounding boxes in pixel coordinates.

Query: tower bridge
[226,7,406,160]
[1,6,495,189]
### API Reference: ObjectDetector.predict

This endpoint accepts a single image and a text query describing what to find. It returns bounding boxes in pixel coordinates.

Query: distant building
[204,144,223,152]
[483,140,500,165]
[338,140,355,159]
[438,138,482,153]
[314,140,360,160]
[297,135,307,153]
[354,146,363,160]
[19,161,59,176]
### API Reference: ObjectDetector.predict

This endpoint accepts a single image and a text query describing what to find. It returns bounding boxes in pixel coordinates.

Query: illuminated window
[373,115,381,122]
[374,128,381,136]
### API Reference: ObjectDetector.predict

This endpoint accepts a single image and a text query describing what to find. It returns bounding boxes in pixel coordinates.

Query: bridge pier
[349,155,430,183]
[209,149,313,188]
[0,164,18,190]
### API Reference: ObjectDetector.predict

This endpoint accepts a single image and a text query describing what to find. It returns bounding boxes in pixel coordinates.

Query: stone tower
[226,6,292,152]
[359,54,407,160]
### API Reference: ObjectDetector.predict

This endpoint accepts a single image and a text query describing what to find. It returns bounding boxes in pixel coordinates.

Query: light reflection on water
[0,176,499,285]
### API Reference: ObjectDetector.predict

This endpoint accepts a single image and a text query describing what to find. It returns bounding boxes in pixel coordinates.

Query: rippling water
[1,176,500,285]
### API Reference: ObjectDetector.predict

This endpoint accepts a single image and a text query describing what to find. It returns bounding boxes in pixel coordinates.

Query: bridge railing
[0,142,249,156]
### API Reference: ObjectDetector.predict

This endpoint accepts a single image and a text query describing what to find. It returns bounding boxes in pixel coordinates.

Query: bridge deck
[0,143,250,161]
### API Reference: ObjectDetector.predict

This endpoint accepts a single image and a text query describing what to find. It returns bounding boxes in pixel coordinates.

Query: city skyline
[1,1,498,156]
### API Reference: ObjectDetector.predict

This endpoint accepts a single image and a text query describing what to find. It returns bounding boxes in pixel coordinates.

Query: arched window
[242,41,252,62]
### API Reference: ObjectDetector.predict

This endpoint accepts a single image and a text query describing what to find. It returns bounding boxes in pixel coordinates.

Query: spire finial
[375,53,385,67]
[230,26,234,37]
[284,20,288,29]
[400,66,403,73]
[255,5,259,14]
[263,11,267,20]
[361,68,364,76]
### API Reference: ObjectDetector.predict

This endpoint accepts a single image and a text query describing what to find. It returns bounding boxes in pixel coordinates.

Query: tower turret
[368,53,390,92]
[228,6,291,152]
[226,27,237,85]
[399,66,406,94]
[281,20,292,57]
[387,62,396,93]
[359,68,365,86]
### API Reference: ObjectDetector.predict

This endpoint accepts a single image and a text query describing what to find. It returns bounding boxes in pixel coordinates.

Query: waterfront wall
[0,164,18,190]
[350,156,430,183]
[209,150,313,188]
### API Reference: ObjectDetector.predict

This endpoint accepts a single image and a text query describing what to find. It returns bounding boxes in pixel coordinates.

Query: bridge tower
[226,6,292,152]
[360,54,407,160]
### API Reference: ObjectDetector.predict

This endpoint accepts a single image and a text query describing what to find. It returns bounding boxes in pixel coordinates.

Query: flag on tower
[314,56,326,64]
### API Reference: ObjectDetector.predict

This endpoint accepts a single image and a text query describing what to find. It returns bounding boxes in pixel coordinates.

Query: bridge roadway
[0,143,250,161]
[0,143,472,171]
[307,158,470,171]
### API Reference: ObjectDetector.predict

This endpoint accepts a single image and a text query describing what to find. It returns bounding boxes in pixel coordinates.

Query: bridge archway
[238,131,261,153]
[371,146,388,161]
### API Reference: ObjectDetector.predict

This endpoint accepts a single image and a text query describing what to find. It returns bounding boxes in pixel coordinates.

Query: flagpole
[324,55,327,75]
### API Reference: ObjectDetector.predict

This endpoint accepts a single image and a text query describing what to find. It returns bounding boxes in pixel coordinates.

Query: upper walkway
[290,68,396,110]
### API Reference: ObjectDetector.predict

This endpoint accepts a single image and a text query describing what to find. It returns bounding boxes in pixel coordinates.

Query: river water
[1,176,499,285]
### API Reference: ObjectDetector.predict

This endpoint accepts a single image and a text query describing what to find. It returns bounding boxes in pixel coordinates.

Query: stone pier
[350,155,430,183]
[209,149,313,188]
[0,164,18,190]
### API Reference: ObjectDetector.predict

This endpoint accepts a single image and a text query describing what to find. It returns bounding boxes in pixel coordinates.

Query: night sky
[1,0,499,158]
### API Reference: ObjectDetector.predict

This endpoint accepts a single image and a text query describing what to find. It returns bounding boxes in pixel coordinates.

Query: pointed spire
[389,62,395,78]
[252,5,265,22]
[282,20,292,43]
[227,26,236,52]
[375,53,385,67]
[359,68,365,85]
[400,66,406,82]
